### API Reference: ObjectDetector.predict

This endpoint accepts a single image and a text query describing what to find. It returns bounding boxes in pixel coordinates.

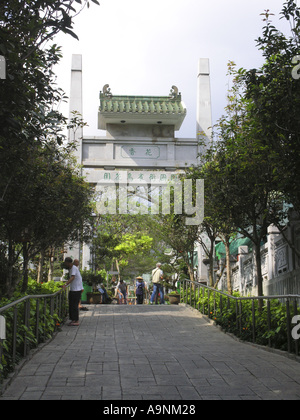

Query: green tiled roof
[100,94,186,114]
[98,85,187,130]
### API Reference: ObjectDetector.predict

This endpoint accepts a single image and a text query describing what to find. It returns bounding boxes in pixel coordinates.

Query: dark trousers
[69,291,82,322]
[136,294,144,304]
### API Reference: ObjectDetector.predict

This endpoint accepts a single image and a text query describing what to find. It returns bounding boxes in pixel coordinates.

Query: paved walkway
[1,304,300,400]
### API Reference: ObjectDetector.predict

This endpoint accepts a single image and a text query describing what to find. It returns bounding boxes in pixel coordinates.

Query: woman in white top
[63,257,83,326]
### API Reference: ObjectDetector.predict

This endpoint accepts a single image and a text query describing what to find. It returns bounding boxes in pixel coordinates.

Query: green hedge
[181,286,297,353]
[0,279,67,380]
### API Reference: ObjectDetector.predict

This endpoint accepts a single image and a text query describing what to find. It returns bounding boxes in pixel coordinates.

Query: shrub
[81,270,104,287]
[0,280,67,380]
[181,284,297,354]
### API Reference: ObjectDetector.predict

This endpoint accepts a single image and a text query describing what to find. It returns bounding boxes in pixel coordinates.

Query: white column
[65,242,80,262]
[68,54,83,164]
[0,55,6,79]
[267,224,280,281]
[64,55,83,263]
[196,58,212,148]
[82,243,91,271]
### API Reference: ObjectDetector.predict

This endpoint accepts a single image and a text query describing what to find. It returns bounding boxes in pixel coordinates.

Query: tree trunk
[254,241,264,312]
[48,255,54,282]
[115,259,121,281]
[37,249,45,283]
[21,242,30,293]
[214,265,225,290]
[224,238,232,295]
[187,263,195,282]
[6,237,16,297]
[48,248,55,282]
[208,244,214,287]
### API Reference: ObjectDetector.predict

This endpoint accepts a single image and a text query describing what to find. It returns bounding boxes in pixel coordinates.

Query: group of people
[62,258,165,327]
[114,277,147,304]
[115,263,165,305]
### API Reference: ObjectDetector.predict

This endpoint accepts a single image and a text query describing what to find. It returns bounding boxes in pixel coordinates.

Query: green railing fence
[180,279,300,356]
[0,289,68,385]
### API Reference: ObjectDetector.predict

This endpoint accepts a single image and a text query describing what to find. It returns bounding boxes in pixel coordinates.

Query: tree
[0,140,95,296]
[245,1,300,215]
[114,233,153,274]
[193,2,300,299]
[146,212,199,283]
[91,214,158,280]
[188,160,238,294]
[0,0,100,151]
[0,0,100,297]
[208,62,285,299]
[210,1,300,298]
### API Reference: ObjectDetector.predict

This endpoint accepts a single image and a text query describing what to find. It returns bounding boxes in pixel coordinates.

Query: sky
[54,0,290,139]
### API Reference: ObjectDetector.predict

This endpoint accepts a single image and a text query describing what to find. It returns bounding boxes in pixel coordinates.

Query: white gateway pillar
[65,54,84,264]
[196,58,213,283]
[196,58,212,147]
[68,54,83,164]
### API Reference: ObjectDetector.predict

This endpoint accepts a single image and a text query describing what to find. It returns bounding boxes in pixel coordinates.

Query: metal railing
[0,289,68,384]
[180,279,300,356]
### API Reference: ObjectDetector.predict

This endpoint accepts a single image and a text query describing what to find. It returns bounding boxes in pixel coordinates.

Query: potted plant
[81,270,104,304]
[86,291,102,304]
[168,291,181,305]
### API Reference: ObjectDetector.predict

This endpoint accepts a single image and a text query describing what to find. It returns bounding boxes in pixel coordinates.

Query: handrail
[0,288,68,387]
[180,279,300,356]
[0,290,64,314]
[179,279,300,301]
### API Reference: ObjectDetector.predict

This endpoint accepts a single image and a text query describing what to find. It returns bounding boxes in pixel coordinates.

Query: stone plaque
[121,145,160,159]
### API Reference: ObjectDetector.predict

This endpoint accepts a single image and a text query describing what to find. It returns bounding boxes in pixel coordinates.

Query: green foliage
[92,214,167,279]
[146,212,199,283]
[0,280,67,379]
[81,270,105,287]
[192,1,300,297]
[0,0,99,298]
[246,2,300,214]
[182,284,297,353]
[114,233,153,268]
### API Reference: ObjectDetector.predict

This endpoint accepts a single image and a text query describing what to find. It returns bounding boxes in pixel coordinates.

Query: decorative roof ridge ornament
[103,84,112,98]
[98,85,186,130]
[169,85,179,99]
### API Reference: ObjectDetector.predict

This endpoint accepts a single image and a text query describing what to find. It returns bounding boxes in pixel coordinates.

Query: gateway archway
[67,54,212,279]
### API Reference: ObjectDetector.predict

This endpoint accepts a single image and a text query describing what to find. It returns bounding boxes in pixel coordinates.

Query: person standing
[116,279,127,304]
[97,283,109,304]
[150,263,164,305]
[135,276,148,305]
[63,257,83,326]
[73,259,86,311]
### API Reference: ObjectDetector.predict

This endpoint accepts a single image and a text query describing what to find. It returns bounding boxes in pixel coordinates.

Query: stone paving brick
[2,304,300,401]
